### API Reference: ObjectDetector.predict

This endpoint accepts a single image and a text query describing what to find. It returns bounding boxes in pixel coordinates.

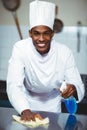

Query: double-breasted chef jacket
[7,38,85,114]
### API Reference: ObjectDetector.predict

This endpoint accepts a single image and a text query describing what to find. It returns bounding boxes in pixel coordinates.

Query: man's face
[29,25,54,55]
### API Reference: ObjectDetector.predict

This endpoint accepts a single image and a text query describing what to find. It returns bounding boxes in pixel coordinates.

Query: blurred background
[0,0,87,80]
[0,0,87,113]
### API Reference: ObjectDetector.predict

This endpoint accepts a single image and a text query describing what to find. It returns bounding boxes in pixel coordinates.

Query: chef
[7,0,84,121]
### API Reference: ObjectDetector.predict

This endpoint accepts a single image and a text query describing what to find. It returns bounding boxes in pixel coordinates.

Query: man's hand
[60,84,76,99]
[21,109,43,121]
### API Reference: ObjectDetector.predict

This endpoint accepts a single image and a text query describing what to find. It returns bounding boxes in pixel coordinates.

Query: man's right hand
[21,109,43,121]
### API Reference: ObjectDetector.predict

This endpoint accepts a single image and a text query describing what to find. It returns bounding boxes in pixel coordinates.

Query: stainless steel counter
[0,107,87,130]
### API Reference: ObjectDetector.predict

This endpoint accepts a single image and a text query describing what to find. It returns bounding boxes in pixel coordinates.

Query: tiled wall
[0,25,87,80]
[54,26,87,75]
[0,25,29,80]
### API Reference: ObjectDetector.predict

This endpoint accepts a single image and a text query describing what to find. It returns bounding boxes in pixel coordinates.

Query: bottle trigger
[60,81,66,92]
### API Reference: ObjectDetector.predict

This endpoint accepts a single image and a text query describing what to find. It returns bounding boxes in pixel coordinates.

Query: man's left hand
[60,84,76,99]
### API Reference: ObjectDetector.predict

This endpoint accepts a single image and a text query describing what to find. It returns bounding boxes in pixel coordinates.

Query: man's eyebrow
[33,31,39,32]
[31,29,52,33]
[31,30,40,33]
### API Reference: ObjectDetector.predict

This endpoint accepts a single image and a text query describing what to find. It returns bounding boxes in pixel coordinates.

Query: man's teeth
[38,44,45,47]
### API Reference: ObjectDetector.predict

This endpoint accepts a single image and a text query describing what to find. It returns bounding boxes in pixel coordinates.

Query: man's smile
[37,43,46,47]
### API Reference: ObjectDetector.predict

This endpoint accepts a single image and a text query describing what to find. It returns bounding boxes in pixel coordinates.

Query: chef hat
[29,0,55,30]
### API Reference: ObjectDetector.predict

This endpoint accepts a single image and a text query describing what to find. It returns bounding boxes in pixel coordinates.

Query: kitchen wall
[0,0,87,26]
[0,0,87,80]
[0,25,29,80]
[54,26,87,74]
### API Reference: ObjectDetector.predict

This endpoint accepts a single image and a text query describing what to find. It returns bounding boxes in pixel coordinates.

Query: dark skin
[21,25,77,121]
[60,84,77,98]
[29,25,54,55]
[21,109,43,121]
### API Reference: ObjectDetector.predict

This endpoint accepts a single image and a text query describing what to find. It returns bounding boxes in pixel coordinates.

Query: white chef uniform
[7,38,84,114]
[7,0,84,114]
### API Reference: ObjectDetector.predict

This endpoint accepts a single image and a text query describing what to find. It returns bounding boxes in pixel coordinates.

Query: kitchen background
[0,0,87,80]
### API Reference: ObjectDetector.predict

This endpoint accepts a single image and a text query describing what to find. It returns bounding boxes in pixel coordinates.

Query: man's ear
[29,30,32,37]
[51,31,55,38]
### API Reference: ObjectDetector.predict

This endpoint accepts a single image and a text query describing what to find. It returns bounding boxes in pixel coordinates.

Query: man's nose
[39,34,44,41]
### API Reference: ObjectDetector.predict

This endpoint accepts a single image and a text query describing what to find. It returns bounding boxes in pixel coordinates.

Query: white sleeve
[7,45,30,114]
[64,50,85,103]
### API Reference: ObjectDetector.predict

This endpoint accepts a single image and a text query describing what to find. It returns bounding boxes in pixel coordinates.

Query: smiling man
[7,0,84,121]
[29,26,54,55]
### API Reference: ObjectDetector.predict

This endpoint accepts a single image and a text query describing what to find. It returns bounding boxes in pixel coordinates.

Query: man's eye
[44,32,49,35]
[33,32,40,36]
[44,31,52,36]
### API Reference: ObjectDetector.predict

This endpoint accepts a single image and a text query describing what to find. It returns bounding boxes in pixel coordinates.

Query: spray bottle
[60,81,77,114]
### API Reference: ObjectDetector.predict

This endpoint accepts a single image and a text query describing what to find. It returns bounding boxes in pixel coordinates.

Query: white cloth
[7,38,85,114]
[29,0,55,29]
